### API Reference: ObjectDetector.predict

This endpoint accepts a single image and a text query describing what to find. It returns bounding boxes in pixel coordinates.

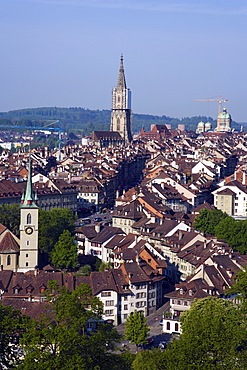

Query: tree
[0,203,20,235]
[79,264,92,276]
[194,208,228,236]
[38,207,76,256]
[50,230,78,270]
[0,302,29,369]
[124,311,149,351]
[132,348,167,370]
[227,266,247,299]
[99,261,112,271]
[165,297,247,369]
[18,282,123,370]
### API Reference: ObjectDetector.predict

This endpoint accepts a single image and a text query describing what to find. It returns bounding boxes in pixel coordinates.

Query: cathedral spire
[117,54,127,89]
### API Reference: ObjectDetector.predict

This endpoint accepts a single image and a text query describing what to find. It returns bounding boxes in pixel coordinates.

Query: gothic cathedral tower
[110,55,133,143]
[18,157,39,273]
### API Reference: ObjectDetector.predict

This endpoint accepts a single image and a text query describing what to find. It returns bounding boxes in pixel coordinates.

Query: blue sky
[1,0,247,122]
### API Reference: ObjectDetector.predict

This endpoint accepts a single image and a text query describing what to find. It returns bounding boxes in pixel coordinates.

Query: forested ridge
[0,106,242,135]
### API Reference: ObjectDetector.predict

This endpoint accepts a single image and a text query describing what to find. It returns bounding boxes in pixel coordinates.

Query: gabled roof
[0,231,20,253]
[91,226,124,244]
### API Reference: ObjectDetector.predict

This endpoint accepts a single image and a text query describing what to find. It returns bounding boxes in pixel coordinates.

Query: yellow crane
[192,96,228,115]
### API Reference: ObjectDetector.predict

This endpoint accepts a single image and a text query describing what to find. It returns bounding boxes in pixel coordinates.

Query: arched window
[117,118,120,131]
[27,213,31,224]
[166,321,170,331]
[7,255,11,266]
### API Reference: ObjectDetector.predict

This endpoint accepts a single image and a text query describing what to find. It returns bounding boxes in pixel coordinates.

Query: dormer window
[13,285,21,294]
[188,289,193,296]
[39,284,47,294]
[26,285,34,294]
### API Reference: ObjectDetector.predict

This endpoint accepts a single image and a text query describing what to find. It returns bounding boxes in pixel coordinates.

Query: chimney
[95,224,101,233]
[178,229,183,240]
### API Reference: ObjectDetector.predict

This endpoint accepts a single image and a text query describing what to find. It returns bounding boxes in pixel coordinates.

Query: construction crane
[0,120,63,161]
[192,96,228,115]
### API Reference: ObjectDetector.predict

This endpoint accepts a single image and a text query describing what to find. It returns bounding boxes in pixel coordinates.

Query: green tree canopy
[165,297,247,369]
[50,230,78,270]
[0,302,29,369]
[124,311,149,350]
[18,282,125,370]
[38,207,76,256]
[194,208,228,236]
[132,348,167,370]
[0,203,20,235]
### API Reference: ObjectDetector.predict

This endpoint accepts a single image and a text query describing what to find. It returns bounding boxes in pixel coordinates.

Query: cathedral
[91,55,133,147]
[110,55,133,143]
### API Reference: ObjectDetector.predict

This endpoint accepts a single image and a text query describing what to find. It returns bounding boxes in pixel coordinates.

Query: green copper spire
[21,155,38,208]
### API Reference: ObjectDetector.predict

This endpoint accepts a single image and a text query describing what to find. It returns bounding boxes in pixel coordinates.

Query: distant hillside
[0,107,243,135]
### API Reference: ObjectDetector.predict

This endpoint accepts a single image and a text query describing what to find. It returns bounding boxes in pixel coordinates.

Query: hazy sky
[1,0,247,122]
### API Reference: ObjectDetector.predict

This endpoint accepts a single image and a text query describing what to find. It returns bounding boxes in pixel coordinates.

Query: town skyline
[1,1,247,121]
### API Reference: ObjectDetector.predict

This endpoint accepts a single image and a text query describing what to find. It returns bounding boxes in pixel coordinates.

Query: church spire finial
[117,54,126,89]
[21,155,38,208]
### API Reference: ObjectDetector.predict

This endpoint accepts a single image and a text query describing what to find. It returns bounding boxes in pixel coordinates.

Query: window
[7,255,11,266]
[26,262,29,267]
[175,323,179,332]
[105,310,113,316]
[124,305,128,310]
[124,314,128,320]
[27,213,32,224]
[105,300,114,306]
[124,296,128,301]
[166,322,170,330]
[27,241,29,246]
[26,254,28,258]
[101,292,111,297]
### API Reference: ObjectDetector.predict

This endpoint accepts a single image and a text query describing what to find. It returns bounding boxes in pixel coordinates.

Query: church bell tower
[110,55,133,143]
[18,156,39,273]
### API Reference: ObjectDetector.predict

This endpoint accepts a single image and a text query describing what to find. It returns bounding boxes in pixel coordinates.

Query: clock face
[25,227,33,235]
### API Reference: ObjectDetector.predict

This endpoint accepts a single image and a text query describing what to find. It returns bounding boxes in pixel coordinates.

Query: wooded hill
[0,107,243,136]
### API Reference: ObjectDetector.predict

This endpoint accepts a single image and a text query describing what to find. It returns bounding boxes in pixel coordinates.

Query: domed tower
[196,121,205,134]
[216,108,232,132]
[205,121,212,131]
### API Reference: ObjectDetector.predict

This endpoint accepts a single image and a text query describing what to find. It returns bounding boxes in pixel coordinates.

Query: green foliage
[132,348,167,370]
[38,207,76,256]
[50,230,78,270]
[0,203,20,235]
[78,264,92,276]
[195,209,247,254]
[166,297,247,369]
[124,311,149,348]
[2,107,243,134]
[227,266,247,299]
[194,208,228,236]
[18,283,124,370]
[99,261,112,271]
[0,302,29,369]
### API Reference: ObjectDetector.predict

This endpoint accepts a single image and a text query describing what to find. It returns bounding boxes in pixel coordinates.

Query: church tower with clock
[18,157,39,273]
[110,55,133,143]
